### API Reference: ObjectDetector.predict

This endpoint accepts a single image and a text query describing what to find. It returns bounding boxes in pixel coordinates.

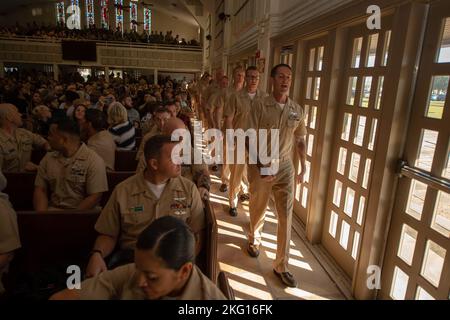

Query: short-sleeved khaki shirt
[206,87,239,115]
[34,143,108,209]
[0,199,21,254]
[95,173,205,250]
[223,89,267,129]
[80,264,226,300]
[249,96,307,160]
[0,128,47,172]
[87,130,116,171]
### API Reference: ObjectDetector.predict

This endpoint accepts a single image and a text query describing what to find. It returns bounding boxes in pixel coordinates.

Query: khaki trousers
[228,163,249,208]
[248,160,294,273]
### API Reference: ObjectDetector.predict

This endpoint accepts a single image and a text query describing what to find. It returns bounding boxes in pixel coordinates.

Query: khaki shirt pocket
[66,174,86,194]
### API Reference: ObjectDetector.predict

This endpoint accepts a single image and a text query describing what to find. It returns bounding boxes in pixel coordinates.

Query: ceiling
[0,0,201,27]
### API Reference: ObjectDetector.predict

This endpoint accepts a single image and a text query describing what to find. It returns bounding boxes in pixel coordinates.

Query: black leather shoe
[229,207,238,217]
[247,243,260,258]
[219,184,228,192]
[273,269,298,288]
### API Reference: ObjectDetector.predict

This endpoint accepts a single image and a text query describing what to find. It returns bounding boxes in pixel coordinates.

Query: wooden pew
[3,171,135,211]
[4,210,100,298]
[3,172,36,211]
[115,150,138,172]
[203,200,218,283]
[218,271,235,300]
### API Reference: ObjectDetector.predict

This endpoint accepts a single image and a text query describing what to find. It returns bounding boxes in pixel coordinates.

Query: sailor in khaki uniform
[0,103,50,172]
[33,119,108,211]
[207,66,246,193]
[51,216,225,300]
[85,135,205,278]
[136,106,170,171]
[0,170,21,295]
[137,118,211,200]
[82,109,116,171]
[246,64,307,288]
[224,66,267,216]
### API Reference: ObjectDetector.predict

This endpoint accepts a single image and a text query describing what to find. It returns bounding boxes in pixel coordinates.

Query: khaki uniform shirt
[95,173,205,250]
[0,128,47,172]
[87,130,116,171]
[249,96,307,162]
[224,90,267,130]
[35,143,108,209]
[206,87,239,115]
[80,264,226,300]
[0,171,21,293]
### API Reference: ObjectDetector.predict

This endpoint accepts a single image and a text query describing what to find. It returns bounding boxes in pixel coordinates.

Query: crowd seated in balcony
[0,22,201,47]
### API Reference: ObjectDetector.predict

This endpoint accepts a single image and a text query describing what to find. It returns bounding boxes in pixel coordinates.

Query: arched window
[144,7,152,32]
[101,0,109,29]
[115,0,123,32]
[55,1,65,26]
[86,0,95,27]
[130,1,138,31]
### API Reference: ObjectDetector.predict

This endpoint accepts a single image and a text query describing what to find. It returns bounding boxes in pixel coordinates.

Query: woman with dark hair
[50,216,226,300]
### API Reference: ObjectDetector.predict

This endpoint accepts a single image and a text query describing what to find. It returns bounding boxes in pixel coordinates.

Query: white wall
[152,10,199,41]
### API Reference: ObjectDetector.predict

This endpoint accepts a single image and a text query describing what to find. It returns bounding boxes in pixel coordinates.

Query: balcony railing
[0,35,203,71]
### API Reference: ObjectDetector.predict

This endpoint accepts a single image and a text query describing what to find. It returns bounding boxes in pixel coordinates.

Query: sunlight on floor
[264,251,313,271]
[219,262,268,286]
[228,278,273,300]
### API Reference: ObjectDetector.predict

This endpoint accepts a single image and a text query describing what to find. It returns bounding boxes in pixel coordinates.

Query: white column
[105,66,110,82]
[154,68,158,85]
[53,64,59,81]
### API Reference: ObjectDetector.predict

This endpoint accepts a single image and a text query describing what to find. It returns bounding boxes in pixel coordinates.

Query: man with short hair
[122,95,140,127]
[85,135,205,278]
[136,106,171,168]
[246,64,307,288]
[207,66,246,193]
[148,117,211,200]
[224,66,267,217]
[82,109,116,171]
[0,103,50,172]
[33,118,108,211]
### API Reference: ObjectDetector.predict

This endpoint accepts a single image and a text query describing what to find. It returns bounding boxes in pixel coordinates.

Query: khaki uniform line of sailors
[0,64,306,297]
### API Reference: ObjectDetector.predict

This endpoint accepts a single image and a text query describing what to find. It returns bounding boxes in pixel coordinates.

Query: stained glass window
[86,0,95,27]
[144,7,152,32]
[101,0,109,29]
[67,0,81,29]
[115,0,124,32]
[56,1,65,26]
[129,2,138,31]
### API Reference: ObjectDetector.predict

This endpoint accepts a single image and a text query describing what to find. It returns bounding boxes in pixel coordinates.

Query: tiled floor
[208,174,345,300]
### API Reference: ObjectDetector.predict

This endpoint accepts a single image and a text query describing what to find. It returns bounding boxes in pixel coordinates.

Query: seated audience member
[62,90,80,117]
[33,118,108,211]
[85,135,205,278]
[122,95,140,127]
[137,118,210,200]
[82,109,116,171]
[51,216,225,300]
[31,105,52,138]
[108,102,136,151]
[72,99,88,129]
[0,103,50,172]
[0,170,21,296]
[135,106,170,163]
